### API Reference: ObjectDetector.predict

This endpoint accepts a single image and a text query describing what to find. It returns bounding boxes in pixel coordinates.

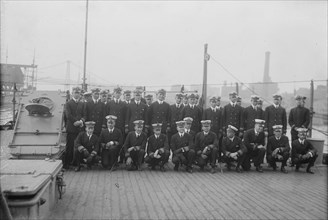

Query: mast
[309,79,314,137]
[82,0,89,91]
[202,43,209,109]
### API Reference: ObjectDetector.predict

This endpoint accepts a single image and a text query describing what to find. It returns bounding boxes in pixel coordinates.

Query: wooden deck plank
[47,164,327,220]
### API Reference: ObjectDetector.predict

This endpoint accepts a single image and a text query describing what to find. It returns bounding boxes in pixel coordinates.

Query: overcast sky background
[1,1,327,93]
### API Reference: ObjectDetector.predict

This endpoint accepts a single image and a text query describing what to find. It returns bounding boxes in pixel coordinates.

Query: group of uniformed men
[64,86,318,174]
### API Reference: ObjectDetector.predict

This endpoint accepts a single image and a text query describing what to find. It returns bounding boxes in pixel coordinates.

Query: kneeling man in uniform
[222,125,247,172]
[267,125,290,173]
[292,128,318,174]
[124,120,147,171]
[99,115,123,170]
[194,120,218,173]
[74,121,100,171]
[171,121,195,173]
[145,123,170,171]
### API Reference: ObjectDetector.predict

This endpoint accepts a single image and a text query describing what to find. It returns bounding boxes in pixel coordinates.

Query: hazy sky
[1,1,327,92]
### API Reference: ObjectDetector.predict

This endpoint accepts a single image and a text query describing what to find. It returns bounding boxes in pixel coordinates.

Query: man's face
[274,129,282,138]
[255,124,264,132]
[257,103,262,109]
[135,125,143,134]
[107,120,115,129]
[177,126,185,133]
[124,94,131,101]
[251,99,257,106]
[185,122,192,130]
[134,94,141,101]
[146,98,152,105]
[101,95,107,102]
[210,100,217,108]
[296,99,302,107]
[93,92,100,100]
[157,93,165,101]
[216,100,221,106]
[230,96,237,103]
[227,129,235,139]
[154,128,161,135]
[175,96,182,104]
[86,126,94,135]
[183,97,188,104]
[189,98,196,105]
[273,98,280,105]
[298,132,306,140]
[202,125,210,133]
[114,92,121,99]
[73,91,80,100]
[86,95,92,102]
[236,100,241,106]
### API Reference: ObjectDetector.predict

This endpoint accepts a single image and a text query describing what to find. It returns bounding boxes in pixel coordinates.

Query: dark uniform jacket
[147,101,171,133]
[243,105,263,131]
[292,139,317,159]
[243,129,265,152]
[185,129,196,143]
[125,101,148,131]
[170,133,193,155]
[74,131,100,153]
[65,99,84,134]
[83,100,105,135]
[170,103,184,134]
[147,133,169,155]
[288,106,310,129]
[221,136,247,156]
[203,107,222,135]
[99,128,123,149]
[123,131,147,154]
[180,105,202,132]
[267,135,290,156]
[264,105,287,135]
[194,131,218,154]
[222,103,244,131]
[105,99,127,132]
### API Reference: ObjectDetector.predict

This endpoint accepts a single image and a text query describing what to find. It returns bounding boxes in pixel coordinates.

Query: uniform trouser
[242,148,266,170]
[217,135,223,162]
[127,149,145,167]
[267,152,290,167]
[172,150,195,167]
[195,147,218,168]
[102,146,119,169]
[64,132,78,167]
[145,150,170,167]
[74,149,99,167]
[290,129,299,143]
[223,154,246,168]
[292,154,318,169]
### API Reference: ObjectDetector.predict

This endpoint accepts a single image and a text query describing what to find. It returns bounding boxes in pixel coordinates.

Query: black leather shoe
[160,166,166,172]
[272,165,277,171]
[256,166,263,173]
[236,167,243,173]
[174,164,179,171]
[186,166,193,173]
[281,167,288,174]
[295,165,300,172]
[74,166,81,172]
[306,168,314,174]
[127,165,137,171]
[210,167,215,174]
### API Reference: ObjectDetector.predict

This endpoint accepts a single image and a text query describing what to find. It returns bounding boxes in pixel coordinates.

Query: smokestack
[263,51,271,82]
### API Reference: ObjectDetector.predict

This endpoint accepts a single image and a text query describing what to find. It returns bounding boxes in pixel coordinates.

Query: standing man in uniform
[184,117,197,143]
[292,128,318,174]
[180,93,202,133]
[124,120,147,171]
[144,123,170,171]
[171,121,195,173]
[243,95,263,131]
[99,115,123,170]
[74,121,100,172]
[194,120,218,173]
[169,93,184,143]
[222,91,244,138]
[100,90,108,104]
[256,98,265,120]
[83,88,105,137]
[266,125,290,173]
[288,95,310,142]
[203,96,222,139]
[64,87,84,169]
[221,125,247,172]
[145,94,153,107]
[147,89,171,135]
[216,96,223,111]
[125,89,149,134]
[242,119,267,172]
[123,90,132,105]
[264,94,287,137]
[182,94,189,107]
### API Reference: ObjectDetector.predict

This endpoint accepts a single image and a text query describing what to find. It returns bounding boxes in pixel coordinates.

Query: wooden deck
[48,163,327,220]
